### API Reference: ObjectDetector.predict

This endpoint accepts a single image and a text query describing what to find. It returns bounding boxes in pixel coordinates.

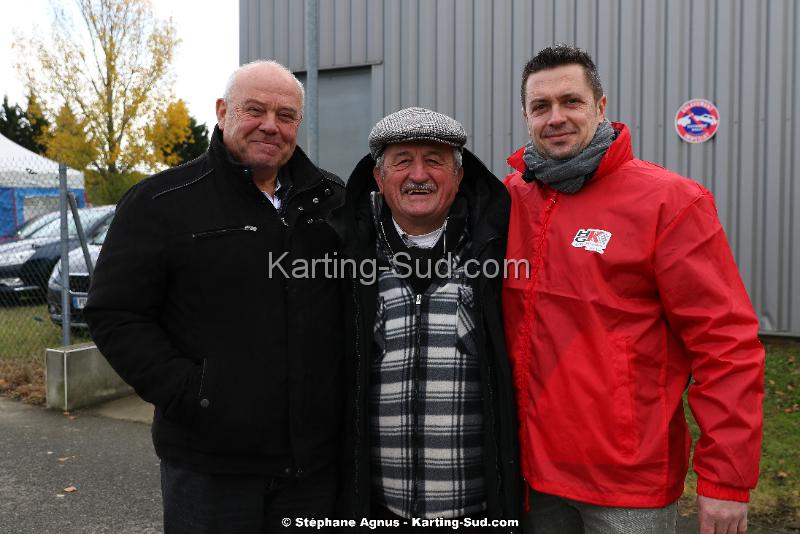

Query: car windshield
[13,212,60,239]
[90,224,110,245]
[29,208,113,239]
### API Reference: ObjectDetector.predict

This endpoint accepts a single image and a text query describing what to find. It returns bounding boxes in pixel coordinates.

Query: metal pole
[304,0,319,163]
[67,192,94,279]
[58,163,71,346]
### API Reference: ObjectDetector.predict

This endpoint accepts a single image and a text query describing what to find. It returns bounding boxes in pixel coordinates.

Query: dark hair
[520,44,604,107]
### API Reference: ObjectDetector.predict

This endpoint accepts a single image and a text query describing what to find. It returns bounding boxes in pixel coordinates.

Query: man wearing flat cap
[332,107,521,533]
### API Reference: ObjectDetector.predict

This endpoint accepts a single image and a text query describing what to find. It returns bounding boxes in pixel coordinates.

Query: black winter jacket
[331,150,521,533]
[85,127,345,477]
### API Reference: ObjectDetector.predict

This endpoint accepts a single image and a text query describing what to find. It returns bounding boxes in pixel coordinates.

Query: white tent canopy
[0,132,84,188]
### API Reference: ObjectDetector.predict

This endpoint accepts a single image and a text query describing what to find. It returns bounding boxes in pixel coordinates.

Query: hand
[697,495,748,534]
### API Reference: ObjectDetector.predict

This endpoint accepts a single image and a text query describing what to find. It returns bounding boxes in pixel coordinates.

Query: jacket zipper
[531,193,558,304]
[411,292,422,517]
[476,285,502,503]
[278,185,293,227]
[352,280,362,506]
[198,358,208,396]
[528,193,558,313]
[192,225,257,238]
[273,177,335,470]
[516,191,558,488]
[472,236,505,509]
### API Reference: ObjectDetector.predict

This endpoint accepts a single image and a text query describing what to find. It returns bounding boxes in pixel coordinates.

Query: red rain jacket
[502,122,764,507]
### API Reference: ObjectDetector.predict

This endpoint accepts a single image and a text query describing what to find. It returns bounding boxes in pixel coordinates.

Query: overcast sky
[0,0,239,134]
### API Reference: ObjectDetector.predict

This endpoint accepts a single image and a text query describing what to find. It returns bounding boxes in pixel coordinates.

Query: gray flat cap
[368,107,467,160]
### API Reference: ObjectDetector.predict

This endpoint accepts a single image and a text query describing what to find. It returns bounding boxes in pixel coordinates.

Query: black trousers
[160,460,338,534]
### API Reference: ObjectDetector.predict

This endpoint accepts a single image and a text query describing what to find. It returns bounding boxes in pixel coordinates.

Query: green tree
[0,93,49,154]
[15,0,179,192]
[173,116,209,165]
[0,96,27,143]
[146,99,209,167]
[44,104,98,170]
[24,93,49,154]
[84,169,144,205]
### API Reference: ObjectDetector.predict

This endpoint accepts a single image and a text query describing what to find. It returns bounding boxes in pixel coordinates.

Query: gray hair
[376,147,463,177]
[222,59,305,107]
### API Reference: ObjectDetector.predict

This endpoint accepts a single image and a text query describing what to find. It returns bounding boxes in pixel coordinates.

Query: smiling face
[373,142,464,235]
[216,63,303,181]
[523,64,606,160]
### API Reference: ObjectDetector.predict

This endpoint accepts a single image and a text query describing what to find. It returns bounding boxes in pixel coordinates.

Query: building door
[297,67,371,182]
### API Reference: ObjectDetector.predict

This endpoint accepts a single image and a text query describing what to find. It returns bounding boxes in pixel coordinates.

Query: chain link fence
[0,154,113,400]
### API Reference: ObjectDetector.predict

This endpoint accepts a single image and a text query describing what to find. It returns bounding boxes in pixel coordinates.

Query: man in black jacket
[85,60,345,533]
[332,108,521,533]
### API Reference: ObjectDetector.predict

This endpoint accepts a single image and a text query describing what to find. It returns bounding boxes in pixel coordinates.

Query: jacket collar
[207,125,325,198]
[506,121,633,184]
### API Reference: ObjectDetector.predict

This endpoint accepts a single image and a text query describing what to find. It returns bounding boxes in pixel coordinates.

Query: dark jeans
[161,460,338,534]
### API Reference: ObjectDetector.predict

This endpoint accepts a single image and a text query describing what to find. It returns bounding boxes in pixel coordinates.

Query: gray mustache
[401,182,437,194]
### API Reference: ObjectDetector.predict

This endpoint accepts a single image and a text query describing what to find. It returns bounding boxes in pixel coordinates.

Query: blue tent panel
[0,188,14,237]
[0,187,85,237]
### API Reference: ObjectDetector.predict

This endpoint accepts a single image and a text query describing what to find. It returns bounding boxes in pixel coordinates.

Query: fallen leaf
[63,486,77,493]
[68,416,77,421]
[56,494,65,498]
[768,379,776,386]
[57,456,75,462]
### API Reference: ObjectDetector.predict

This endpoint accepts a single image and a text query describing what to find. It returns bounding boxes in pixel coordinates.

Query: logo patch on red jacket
[572,228,612,254]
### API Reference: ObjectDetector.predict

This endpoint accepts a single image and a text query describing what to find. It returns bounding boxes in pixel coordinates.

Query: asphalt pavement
[0,396,160,534]
[0,395,791,534]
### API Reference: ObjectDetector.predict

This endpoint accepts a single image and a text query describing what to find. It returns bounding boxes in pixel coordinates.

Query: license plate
[72,296,88,309]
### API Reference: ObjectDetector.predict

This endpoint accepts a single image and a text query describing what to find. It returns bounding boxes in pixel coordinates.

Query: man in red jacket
[503,44,764,534]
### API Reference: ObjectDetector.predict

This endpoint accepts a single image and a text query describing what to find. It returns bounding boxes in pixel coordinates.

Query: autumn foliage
[13,0,208,203]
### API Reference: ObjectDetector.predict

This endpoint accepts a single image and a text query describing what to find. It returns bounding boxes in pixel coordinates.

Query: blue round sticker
[675,99,720,143]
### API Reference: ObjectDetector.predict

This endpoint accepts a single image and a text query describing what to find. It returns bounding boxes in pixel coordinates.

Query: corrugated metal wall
[240,0,799,335]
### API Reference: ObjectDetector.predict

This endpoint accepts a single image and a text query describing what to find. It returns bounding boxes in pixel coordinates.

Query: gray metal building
[240,0,799,336]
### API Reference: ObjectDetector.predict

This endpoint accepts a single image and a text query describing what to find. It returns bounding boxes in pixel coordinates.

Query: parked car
[0,210,60,243]
[0,205,115,305]
[46,222,109,328]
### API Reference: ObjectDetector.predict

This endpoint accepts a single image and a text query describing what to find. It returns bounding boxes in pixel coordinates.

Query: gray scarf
[522,119,616,194]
